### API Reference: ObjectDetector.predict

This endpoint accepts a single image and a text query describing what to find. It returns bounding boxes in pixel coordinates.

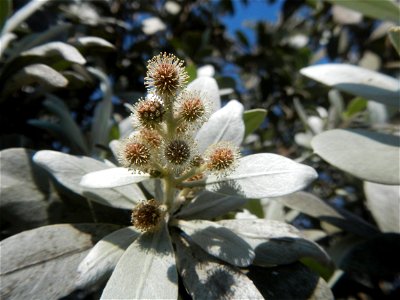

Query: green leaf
[389,26,400,55]
[300,64,399,107]
[342,97,367,119]
[77,226,140,288]
[100,224,178,299]
[364,182,400,233]
[33,150,144,209]
[0,224,119,300]
[205,153,318,199]
[300,257,334,281]
[0,0,11,32]
[173,232,264,299]
[176,219,255,267]
[176,191,247,220]
[196,100,244,153]
[243,109,267,138]
[185,62,197,82]
[325,0,400,23]
[312,129,400,184]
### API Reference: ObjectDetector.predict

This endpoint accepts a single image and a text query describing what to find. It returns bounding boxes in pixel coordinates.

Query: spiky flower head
[131,95,165,129]
[139,128,162,148]
[131,199,165,232]
[118,136,152,173]
[176,90,210,128]
[145,53,189,96]
[205,141,240,177]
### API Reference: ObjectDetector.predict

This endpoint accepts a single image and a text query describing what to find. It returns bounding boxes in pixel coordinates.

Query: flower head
[131,95,164,129]
[131,199,165,232]
[205,141,240,176]
[176,90,210,128]
[145,52,188,96]
[118,136,152,172]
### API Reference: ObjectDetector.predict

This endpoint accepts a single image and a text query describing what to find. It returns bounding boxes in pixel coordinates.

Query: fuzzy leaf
[0,224,119,300]
[300,64,399,106]
[33,150,144,209]
[100,224,178,299]
[205,153,318,199]
[176,191,247,220]
[80,168,150,188]
[196,100,245,153]
[364,182,400,233]
[218,219,332,267]
[77,226,140,288]
[312,129,400,185]
[173,233,264,299]
[187,76,221,113]
[176,220,254,267]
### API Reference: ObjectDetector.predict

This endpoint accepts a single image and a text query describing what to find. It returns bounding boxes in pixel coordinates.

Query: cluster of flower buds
[118,53,240,232]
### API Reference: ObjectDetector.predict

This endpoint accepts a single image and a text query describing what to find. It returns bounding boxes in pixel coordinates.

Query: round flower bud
[165,139,191,165]
[205,142,240,177]
[118,136,151,172]
[132,96,164,129]
[145,53,188,96]
[176,90,210,128]
[139,128,162,148]
[131,199,165,232]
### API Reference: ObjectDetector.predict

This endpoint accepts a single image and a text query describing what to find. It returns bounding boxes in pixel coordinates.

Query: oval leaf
[0,224,118,300]
[300,64,399,106]
[176,220,254,267]
[196,100,245,153]
[33,150,145,209]
[243,108,267,137]
[77,226,140,288]
[80,168,150,188]
[311,129,400,184]
[100,224,178,299]
[206,153,318,199]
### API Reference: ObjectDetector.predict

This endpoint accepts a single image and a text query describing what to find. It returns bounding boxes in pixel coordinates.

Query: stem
[163,174,176,209]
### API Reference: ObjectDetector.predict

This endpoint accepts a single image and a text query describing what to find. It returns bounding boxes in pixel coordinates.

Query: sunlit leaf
[72,36,115,52]
[205,153,318,199]
[80,168,150,188]
[300,64,399,106]
[77,226,140,288]
[0,224,118,300]
[176,219,254,267]
[312,129,400,184]
[33,150,144,209]
[100,224,178,299]
[389,26,400,55]
[364,182,400,233]
[196,100,244,153]
[187,76,221,113]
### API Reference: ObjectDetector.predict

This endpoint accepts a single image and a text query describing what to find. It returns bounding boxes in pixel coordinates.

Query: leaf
[364,182,400,233]
[175,191,247,220]
[72,36,115,51]
[205,153,318,199]
[1,0,51,34]
[300,64,399,106]
[342,97,367,119]
[248,263,334,300]
[277,192,380,237]
[173,232,264,299]
[311,129,400,184]
[218,219,332,267]
[0,223,119,300]
[325,0,400,23]
[77,226,140,288]
[187,76,221,113]
[389,26,400,55]
[87,67,113,155]
[176,220,254,267]
[243,109,267,137]
[20,41,86,65]
[41,95,89,154]
[1,64,68,101]
[0,148,50,233]
[80,168,150,188]
[100,223,178,299]
[33,150,145,209]
[196,100,245,153]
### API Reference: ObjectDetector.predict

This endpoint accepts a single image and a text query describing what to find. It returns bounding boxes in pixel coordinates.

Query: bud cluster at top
[118,53,240,231]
